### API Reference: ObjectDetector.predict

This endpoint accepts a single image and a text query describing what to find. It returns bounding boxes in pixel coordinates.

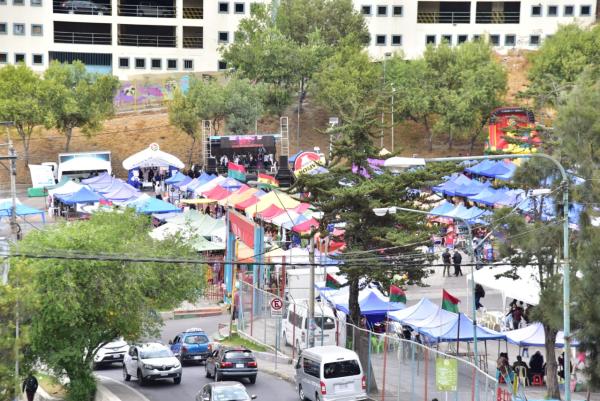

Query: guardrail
[475,11,520,24]
[183,6,203,18]
[118,4,175,17]
[183,36,203,48]
[52,0,111,15]
[118,33,177,47]
[417,11,470,24]
[54,31,111,45]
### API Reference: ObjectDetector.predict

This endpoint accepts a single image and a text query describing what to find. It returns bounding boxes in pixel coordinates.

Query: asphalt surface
[97,314,297,401]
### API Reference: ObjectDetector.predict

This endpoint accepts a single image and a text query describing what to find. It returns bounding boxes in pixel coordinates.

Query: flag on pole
[257,173,279,188]
[441,289,460,313]
[228,162,247,182]
[325,273,341,289]
[389,284,406,303]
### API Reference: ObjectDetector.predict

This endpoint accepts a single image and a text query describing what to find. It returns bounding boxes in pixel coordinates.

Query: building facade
[0,0,597,79]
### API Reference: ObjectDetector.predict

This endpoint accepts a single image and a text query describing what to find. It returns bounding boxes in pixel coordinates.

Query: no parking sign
[270,297,283,317]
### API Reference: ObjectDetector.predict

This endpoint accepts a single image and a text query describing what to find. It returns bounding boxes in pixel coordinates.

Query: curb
[257,364,295,384]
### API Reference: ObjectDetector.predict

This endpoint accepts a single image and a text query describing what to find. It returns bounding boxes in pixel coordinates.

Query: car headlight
[143,364,154,370]
[174,362,181,368]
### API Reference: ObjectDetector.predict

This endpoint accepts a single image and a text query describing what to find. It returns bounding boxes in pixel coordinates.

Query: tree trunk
[188,135,196,168]
[448,128,453,150]
[424,118,434,152]
[16,125,32,166]
[64,127,73,152]
[544,324,561,399]
[469,133,478,155]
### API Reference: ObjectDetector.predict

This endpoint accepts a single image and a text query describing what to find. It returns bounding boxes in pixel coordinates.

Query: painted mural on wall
[114,75,191,111]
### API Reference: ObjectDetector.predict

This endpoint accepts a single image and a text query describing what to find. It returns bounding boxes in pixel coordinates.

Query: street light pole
[384,153,571,401]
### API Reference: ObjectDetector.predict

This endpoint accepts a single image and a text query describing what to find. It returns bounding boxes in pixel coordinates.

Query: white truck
[44,151,112,181]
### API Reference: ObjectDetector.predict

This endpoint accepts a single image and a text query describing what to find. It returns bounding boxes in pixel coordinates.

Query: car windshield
[213,386,249,401]
[185,335,209,344]
[323,360,361,379]
[314,317,336,330]
[224,351,253,360]
[141,348,173,359]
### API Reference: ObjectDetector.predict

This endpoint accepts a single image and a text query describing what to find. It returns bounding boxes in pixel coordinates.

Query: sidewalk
[24,376,146,401]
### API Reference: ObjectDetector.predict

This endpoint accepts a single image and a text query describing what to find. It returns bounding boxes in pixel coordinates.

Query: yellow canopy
[180,198,218,205]
[235,241,255,263]
[218,187,259,206]
[245,191,300,216]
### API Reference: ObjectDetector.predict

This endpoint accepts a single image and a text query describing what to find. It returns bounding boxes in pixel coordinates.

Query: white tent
[47,180,85,197]
[468,264,540,306]
[194,175,226,196]
[122,143,184,170]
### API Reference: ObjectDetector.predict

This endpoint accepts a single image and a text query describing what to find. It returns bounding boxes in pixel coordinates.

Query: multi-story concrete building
[0,0,597,79]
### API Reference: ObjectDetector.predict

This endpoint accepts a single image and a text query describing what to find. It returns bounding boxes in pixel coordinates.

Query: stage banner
[29,165,56,188]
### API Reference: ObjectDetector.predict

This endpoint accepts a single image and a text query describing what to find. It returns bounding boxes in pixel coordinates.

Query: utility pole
[308,235,315,348]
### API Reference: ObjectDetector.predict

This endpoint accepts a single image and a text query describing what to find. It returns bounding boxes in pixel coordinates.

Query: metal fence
[236,282,498,401]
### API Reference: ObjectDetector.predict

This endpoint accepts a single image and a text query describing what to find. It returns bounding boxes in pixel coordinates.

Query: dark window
[167,59,177,69]
[392,5,402,16]
[151,58,161,69]
[0,23,6,34]
[361,5,371,15]
[580,5,591,16]
[184,59,193,70]
[31,0,41,5]
[391,34,402,46]
[224,350,253,360]
[234,2,244,13]
[505,34,516,46]
[0,0,6,4]
[564,5,574,16]
[426,35,436,44]
[489,34,500,46]
[218,2,228,12]
[218,31,229,43]
[135,58,145,68]
[15,53,25,63]
[303,358,320,378]
[49,51,112,66]
[547,5,558,16]
[13,0,24,5]
[314,317,336,330]
[323,360,361,379]
[472,34,481,41]
[457,34,468,44]
[531,5,541,16]
[375,34,386,45]
[441,34,452,44]
[529,35,540,46]
[32,54,43,64]
[0,53,6,63]
[218,60,227,70]
[119,57,129,68]
[377,5,386,15]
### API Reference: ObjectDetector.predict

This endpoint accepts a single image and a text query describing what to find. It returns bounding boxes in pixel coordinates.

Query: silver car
[123,342,182,385]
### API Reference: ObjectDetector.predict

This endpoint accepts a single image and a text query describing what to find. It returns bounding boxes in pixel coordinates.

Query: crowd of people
[496,350,576,386]
[218,150,277,172]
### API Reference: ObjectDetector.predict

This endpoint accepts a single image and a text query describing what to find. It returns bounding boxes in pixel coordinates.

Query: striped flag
[325,273,341,289]
[441,289,460,313]
[257,173,279,188]
[389,284,406,303]
[228,162,247,182]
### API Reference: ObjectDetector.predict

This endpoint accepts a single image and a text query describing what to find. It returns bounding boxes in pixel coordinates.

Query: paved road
[98,314,297,401]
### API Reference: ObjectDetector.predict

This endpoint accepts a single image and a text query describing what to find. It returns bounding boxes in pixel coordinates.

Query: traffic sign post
[270,297,283,317]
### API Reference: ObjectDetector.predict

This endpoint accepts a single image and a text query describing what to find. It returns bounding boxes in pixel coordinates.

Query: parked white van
[282,300,337,351]
[295,345,367,401]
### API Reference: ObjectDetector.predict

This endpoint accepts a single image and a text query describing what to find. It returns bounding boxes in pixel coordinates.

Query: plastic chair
[532,374,543,386]
[516,366,529,386]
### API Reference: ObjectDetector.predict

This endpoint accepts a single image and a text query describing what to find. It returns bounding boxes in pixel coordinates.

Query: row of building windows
[423,33,544,47]
[0,22,43,35]
[361,5,403,16]
[119,57,227,70]
[0,0,42,6]
[531,4,592,17]
[0,52,44,65]
[218,1,246,14]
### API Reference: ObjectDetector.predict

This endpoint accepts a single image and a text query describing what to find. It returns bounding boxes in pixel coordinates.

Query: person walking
[452,250,463,276]
[22,372,38,401]
[442,248,452,277]
[475,284,485,310]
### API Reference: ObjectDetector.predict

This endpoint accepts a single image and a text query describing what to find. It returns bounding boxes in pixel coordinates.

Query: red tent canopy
[292,218,319,234]
[293,203,311,214]
[259,204,285,221]
[203,185,231,200]
[235,196,260,210]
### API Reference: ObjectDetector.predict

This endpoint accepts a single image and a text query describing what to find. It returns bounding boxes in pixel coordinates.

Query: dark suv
[205,347,258,384]
[170,328,211,365]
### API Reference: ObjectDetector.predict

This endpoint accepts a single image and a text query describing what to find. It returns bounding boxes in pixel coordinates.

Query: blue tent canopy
[429,201,456,216]
[173,176,193,189]
[468,187,510,207]
[387,298,439,324]
[165,171,189,185]
[479,161,517,179]
[402,307,456,330]
[451,180,490,197]
[132,197,182,214]
[432,174,473,194]
[418,312,506,342]
[504,322,579,348]
[465,160,496,175]
[335,291,404,324]
[57,187,103,205]
[495,189,525,207]
[81,172,112,185]
[0,201,45,223]
[95,178,125,194]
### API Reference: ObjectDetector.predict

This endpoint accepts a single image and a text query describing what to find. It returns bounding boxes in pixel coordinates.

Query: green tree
[0,64,46,166]
[43,61,119,152]
[14,210,205,401]
[526,24,600,108]
[168,88,202,167]
[222,77,265,134]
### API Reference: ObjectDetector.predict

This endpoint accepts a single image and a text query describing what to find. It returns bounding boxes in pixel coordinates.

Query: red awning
[235,196,260,210]
[293,203,311,214]
[203,185,231,200]
[292,218,319,234]
[259,204,285,221]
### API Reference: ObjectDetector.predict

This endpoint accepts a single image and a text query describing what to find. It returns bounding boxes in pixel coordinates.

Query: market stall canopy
[95,178,126,194]
[504,322,579,348]
[47,180,84,197]
[128,195,182,214]
[165,171,190,185]
[172,175,193,189]
[150,222,225,252]
[387,298,440,324]
[469,264,540,305]
[0,199,45,222]
[333,290,405,323]
[164,210,226,240]
[246,191,300,216]
[219,186,257,207]
[468,187,509,207]
[479,161,517,179]
[258,204,285,221]
[432,174,472,194]
[180,198,218,205]
[292,218,319,234]
[57,187,103,205]
[465,160,496,175]
[122,144,184,170]
[194,175,227,195]
[103,183,140,202]
[429,201,456,216]
[81,172,112,185]
[403,307,457,330]
[418,313,506,342]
